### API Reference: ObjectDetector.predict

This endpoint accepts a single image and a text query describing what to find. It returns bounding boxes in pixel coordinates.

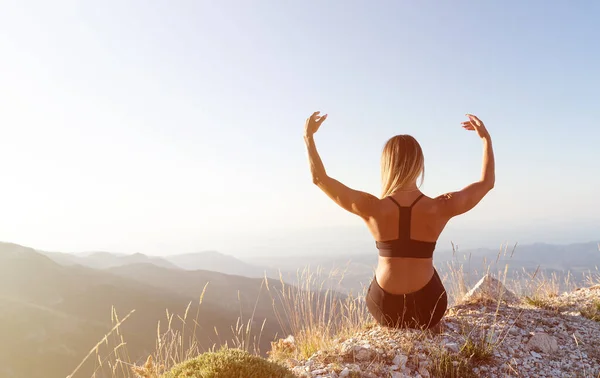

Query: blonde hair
[380,135,425,198]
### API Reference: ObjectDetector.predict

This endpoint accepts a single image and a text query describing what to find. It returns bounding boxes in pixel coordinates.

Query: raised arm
[304,111,381,220]
[437,114,495,218]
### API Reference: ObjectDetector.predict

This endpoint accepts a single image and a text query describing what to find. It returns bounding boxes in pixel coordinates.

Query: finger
[311,111,321,119]
[466,114,482,127]
[317,114,328,124]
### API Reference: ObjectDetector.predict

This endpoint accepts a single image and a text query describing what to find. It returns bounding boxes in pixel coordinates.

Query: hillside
[260,276,600,378]
[107,263,291,326]
[0,243,300,378]
[124,274,600,378]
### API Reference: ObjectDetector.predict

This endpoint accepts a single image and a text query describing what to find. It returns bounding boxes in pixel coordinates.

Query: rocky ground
[282,275,600,378]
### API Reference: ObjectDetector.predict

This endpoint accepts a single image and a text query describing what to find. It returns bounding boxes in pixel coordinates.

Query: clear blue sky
[1,1,598,255]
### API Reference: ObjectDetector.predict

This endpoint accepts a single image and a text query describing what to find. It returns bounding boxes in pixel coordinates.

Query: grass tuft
[580,299,600,322]
[266,265,369,361]
[161,348,295,378]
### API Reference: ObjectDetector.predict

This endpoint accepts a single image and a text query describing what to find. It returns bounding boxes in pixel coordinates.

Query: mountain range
[1,239,598,377]
[0,243,303,378]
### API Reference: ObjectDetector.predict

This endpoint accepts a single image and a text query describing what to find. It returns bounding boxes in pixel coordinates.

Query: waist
[375,257,435,294]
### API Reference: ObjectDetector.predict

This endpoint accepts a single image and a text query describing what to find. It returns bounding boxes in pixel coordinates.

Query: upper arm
[436,180,494,219]
[313,175,381,220]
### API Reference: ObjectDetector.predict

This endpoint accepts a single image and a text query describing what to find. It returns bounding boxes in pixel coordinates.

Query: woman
[303,111,495,330]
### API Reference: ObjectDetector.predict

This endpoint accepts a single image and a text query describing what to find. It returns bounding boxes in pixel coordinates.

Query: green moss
[161,348,296,378]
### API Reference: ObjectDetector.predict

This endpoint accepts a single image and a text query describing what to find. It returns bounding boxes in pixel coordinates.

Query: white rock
[392,354,408,368]
[530,351,542,359]
[444,342,459,353]
[339,368,350,378]
[292,366,310,377]
[355,347,373,361]
[463,274,518,303]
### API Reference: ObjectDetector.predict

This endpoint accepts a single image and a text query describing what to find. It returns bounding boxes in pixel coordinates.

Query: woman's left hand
[304,111,328,138]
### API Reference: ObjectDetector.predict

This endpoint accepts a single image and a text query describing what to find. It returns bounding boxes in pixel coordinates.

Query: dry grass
[266,266,370,361]
[67,280,269,378]
[580,299,600,322]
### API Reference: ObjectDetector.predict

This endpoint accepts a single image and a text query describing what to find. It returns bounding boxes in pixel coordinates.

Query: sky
[1,1,599,256]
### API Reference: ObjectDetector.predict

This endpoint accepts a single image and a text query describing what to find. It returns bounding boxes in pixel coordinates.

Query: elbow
[485,179,495,191]
[311,174,328,186]
[311,175,322,186]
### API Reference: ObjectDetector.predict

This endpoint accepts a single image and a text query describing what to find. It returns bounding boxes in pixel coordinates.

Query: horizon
[2,1,599,256]
[5,236,600,260]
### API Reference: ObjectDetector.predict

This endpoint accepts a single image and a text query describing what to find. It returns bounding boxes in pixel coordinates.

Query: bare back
[363,192,449,294]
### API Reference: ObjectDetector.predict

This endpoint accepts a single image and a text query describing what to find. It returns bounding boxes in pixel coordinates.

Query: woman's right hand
[462,114,490,140]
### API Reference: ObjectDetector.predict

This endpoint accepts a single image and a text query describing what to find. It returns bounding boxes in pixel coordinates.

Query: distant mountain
[40,249,180,270]
[0,242,296,378]
[164,250,278,278]
[247,241,600,296]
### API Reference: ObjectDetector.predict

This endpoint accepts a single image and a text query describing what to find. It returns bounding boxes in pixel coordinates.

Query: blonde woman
[303,111,495,329]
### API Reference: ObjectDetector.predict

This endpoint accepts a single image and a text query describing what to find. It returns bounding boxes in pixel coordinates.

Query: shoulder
[419,194,453,220]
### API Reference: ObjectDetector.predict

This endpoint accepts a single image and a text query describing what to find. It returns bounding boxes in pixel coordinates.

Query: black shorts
[366,269,448,329]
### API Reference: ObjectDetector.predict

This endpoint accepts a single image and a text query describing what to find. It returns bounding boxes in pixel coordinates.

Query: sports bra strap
[387,193,424,208]
[409,193,425,208]
[387,197,401,208]
[387,193,424,241]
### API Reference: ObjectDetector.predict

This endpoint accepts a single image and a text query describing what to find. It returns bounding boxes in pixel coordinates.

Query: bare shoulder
[419,194,444,211]
[420,194,453,222]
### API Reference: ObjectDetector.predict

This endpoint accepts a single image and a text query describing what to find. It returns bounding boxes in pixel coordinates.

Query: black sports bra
[375,194,436,259]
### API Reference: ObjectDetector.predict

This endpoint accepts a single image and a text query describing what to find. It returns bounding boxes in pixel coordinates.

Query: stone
[354,347,374,361]
[530,351,542,359]
[444,342,459,353]
[462,274,519,303]
[392,354,408,369]
[527,333,559,354]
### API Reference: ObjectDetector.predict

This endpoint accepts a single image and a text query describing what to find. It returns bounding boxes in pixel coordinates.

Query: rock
[418,367,431,378]
[527,333,559,354]
[292,366,310,377]
[285,279,600,378]
[354,346,374,361]
[530,351,542,359]
[392,354,408,369]
[444,342,459,353]
[462,273,519,303]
